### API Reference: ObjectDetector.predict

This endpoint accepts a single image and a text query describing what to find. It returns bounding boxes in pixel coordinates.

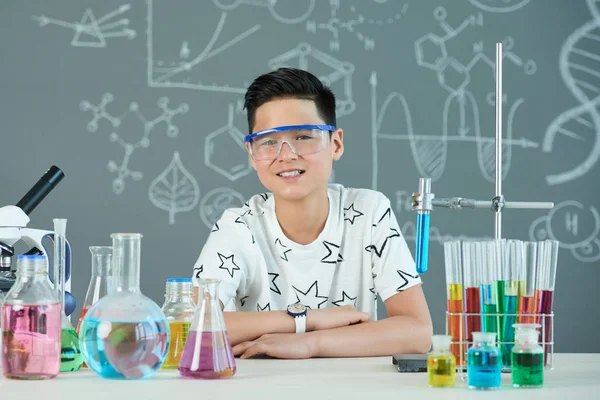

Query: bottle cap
[513,323,541,344]
[167,278,192,283]
[431,334,452,351]
[472,331,497,343]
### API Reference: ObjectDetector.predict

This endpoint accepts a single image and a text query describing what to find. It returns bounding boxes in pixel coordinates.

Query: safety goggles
[244,124,335,161]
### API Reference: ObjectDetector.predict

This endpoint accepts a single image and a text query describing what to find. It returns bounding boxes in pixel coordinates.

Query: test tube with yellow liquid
[444,240,465,365]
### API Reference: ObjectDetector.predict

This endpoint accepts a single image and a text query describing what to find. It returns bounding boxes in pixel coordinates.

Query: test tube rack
[411,43,559,380]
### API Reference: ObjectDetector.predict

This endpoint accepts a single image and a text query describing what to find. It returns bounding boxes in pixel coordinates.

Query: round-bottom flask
[79,233,170,379]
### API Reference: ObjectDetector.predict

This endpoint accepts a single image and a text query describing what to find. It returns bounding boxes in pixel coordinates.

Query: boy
[192,68,432,359]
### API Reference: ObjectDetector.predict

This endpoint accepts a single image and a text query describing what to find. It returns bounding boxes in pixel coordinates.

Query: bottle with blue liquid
[79,233,170,379]
[467,331,502,390]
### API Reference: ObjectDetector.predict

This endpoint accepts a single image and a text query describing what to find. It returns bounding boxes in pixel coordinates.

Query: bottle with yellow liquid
[428,334,456,387]
[161,278,196,369]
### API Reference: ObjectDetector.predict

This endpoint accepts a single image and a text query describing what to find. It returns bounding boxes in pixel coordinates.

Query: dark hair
[243,68,336,133]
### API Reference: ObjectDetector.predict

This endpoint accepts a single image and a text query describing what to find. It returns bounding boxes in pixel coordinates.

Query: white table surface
[1,353,597,399]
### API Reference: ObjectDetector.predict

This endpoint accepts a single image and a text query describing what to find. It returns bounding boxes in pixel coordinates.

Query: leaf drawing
[149,151,200,224]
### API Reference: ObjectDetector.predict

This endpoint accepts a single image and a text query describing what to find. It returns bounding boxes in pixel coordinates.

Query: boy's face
[247,98,344,202]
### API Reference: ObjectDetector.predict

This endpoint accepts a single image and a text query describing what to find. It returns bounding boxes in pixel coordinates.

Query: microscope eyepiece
[16,165,65,216]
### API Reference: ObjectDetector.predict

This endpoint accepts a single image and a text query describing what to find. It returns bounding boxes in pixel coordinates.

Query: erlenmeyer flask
[178,278,236,379]
[79,233,170,379]
[53,218,83,373]
[76,246,113,335]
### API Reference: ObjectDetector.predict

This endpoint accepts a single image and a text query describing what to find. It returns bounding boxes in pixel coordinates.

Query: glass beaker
[179,278,235,379]
[76,246,113,335]
[427,334,456,387]
[79,233,170,379]
[53,218,83,373]
[161,277,196,369]
[467,331,501,390]
[2,255,61,379]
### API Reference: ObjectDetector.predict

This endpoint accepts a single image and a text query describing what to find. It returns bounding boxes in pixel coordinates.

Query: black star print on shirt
[293,280,328,309]
[396,269,420,292]
[217,253,240,278]
[332,291,357,307]
[364,228,401,258]
[235,209,252,226]
[260,193,269,201]
[194,264,203,278]
[257,302,271,311]
[268,272,281,295]
[275,238,291,261]
[344,204,364,224]
[321,241,343,264]
[372,207,391,227]
[211,223,219,232]
[239,296,249,307]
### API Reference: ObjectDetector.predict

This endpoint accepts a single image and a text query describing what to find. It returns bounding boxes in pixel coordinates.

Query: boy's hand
[234,333,317,359]
[307,305,370,331]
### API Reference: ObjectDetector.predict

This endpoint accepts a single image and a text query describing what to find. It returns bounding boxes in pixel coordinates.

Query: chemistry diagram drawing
[199,188,246,230]
[306,0,408,52]
[147,0,261,94]
[542,0,600,186]
[205,104,253,182]
[149,151,200,225]
[529,200,600,263]
[371,6,538,189]
[269,43,355,117]
[212,0,315,24]
[80,93,189,195]
[32,4,136,48]
[468,0,531,13]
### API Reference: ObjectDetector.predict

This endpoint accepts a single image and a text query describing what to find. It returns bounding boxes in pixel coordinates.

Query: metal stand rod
[495,42,503,240]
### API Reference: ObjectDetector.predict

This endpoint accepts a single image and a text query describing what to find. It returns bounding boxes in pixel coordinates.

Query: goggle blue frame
[244,124,336,142]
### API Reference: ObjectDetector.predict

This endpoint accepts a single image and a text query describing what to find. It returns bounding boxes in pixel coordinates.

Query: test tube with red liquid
[461,241,482,346]
[535,240,558,366]
[444,240,465,365]
[518,242,538,324]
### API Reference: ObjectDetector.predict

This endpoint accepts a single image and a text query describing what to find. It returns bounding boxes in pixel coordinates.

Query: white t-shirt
[191,184,421,320]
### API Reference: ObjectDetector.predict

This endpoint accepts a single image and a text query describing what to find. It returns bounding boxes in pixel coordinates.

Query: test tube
[518,242,538,324]
[461,241,482,345]
[499,240,522,369]
[480,240,500,334]
[444,240,465,365]
[535,240,559,366]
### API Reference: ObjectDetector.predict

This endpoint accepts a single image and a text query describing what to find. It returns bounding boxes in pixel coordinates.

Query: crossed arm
[200,285,433,359]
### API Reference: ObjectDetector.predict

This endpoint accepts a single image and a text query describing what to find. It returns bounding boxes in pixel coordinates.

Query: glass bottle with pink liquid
[178,278,236,379]
[1,254,61,379]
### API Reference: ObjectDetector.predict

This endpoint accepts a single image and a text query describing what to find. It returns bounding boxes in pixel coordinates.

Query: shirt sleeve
[191,208,257,311]
[368,194,422,302]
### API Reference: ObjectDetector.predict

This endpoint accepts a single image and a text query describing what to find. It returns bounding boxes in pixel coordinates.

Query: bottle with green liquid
[511,323,544,388]
[53,218,83,372]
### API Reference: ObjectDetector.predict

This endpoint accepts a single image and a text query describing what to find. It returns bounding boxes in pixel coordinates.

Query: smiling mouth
[277,170,305,177]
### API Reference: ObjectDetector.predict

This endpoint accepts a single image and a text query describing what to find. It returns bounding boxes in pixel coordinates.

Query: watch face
[288,303,306,314]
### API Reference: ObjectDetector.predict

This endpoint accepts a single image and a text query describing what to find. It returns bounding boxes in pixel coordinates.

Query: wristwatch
[287,303,307,333]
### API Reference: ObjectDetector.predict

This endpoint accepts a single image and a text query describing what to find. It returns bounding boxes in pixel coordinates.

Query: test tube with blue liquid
[414,178,430,274]
[480,241,499,334]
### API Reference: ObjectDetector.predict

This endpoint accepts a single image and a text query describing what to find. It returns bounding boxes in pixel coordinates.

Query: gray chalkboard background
[1,0,599,353]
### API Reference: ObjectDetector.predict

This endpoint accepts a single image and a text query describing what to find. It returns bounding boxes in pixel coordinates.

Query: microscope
[0,165,75,316]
